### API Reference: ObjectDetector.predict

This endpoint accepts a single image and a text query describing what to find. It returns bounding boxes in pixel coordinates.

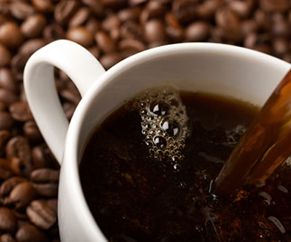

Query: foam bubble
[134,87,190,163]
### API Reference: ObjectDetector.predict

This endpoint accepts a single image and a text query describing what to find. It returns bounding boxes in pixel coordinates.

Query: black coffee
[79,89,290,242]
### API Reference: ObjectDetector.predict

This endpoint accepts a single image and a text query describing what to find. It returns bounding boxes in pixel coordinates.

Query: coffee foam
[134,87,190,165]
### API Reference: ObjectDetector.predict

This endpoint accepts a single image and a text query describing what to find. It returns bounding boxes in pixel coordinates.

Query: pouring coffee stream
[215,69,291,195]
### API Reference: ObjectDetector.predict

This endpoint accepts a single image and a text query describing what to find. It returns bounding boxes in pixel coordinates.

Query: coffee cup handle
[24,40,105,164]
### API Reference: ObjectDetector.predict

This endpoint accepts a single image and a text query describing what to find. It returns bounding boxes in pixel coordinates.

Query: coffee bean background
[0,0,290,241]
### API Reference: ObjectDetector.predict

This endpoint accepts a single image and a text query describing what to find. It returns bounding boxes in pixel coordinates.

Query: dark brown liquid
[80,92,291,242]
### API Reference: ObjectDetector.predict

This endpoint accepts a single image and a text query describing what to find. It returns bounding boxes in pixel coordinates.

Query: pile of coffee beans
[0,0,290,241]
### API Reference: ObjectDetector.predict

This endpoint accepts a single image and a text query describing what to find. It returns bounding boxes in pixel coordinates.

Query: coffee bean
[172,0,197,23]
[273,37,288,55]
[0,111,14,130]
[63,102,76,120]
[215,7,242,41]
[31,169,59,183]
[31,146,52,169]
[145,20,166,43]
[32,0,54,12]
[85,18,101,33]
[66,27,94,47]
[27,200,57,229]
[33,183,58,197]
[101,0,127,9]
[55,0,79,25]
[130,0,147,5]
[9,101,33,122]
[120,21,143,40]
[0,89,18,105]
[0,69,18,92]
[23,121,42,143]
[16,223,48,242]
[229,0,253,18]
[119,39,145,53]
[6,181,36,208]
[0,45,11,67]
[0,234,16,242]
[6,136,31,163]
[0,130,11,155]
[19,39,47,57]
[118,8,141,22]
[100,53,122,69]
[69,7,90,27]
[102,15,121,31]
[95,31,116,53]
[9,2,35,20]
[43,24,65,41]
[194,0,220,20]
[21,15,47,38]
[0,176,26,198]
[185,22,211,41]
[260,0,290,13]
[0,22,24,49]
[0,208,17,232]
[82,0,104,16]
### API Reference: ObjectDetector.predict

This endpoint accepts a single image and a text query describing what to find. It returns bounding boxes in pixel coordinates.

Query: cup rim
[62,42,290,241]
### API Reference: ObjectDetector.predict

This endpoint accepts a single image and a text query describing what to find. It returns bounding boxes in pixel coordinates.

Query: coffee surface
[79,91,290,242]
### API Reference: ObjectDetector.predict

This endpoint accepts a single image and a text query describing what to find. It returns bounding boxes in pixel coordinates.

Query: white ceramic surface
[24,40,290,242]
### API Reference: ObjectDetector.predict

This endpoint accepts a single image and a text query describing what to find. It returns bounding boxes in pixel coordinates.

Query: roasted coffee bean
[0,130,11,155]
[101,0,127,9]
[259,0,290,13]
[66,27,94,47]
[0,234,16,242]
[31,169,59,183]
[0,111,14,130]
[21,15,47,38]
[69,7,90,27]
[82,0,103,16]
[32,0,53,12]
[9,101,33,122]
[194,0,220,19]
[6,181,36,208]
[16,223,47,242]
[33,183,58,197]
[23,121,42,143]
[43,24,65,41]
[10,157,32,177]
[172,0,197,23]
[55,0,79,25]
[9,2,35,20]
[27,200,57,229]
[273,37,288,55]
[185,22,211,41]
[100,53,122,69]
[95,31,115,53]
[120,21,143,40]
[31,146,53,169]
[0,45,11,67]
[19,39,47,57]
[85,18,101,33]
[144,20,166,43]
[0,89,18,105]
[0,22,24,48]
[6,136,31,164]
[119,39,145,53]
[118,7,141,22]
[0,68,18,92]
[63,102,76,120]
[0,208,17,232]
[0,176,26,197]
[229,0,253,18]
[215,7,242,41]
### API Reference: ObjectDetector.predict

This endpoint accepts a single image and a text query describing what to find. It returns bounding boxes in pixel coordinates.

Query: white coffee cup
[24,40,290,242]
